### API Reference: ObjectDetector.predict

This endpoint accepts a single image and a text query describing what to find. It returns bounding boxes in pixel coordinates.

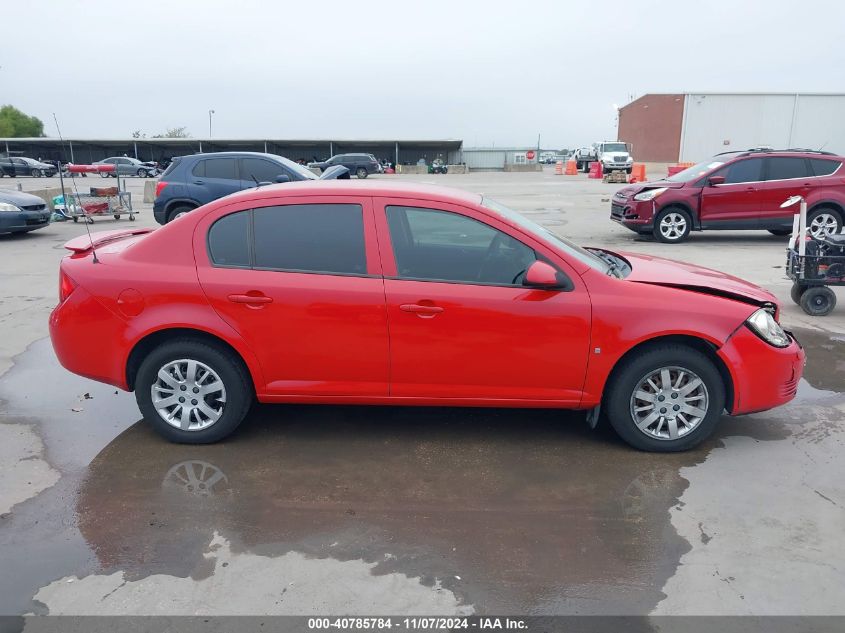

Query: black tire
[137,169,146,177]
[31,168,42,178]
[806,207,843,239]
[72,216,78,223]
[356,167,368,179]
[113,214,121,220]
[604,344,725,452]
[790,282,807,305]
[626,167,632,174]
[799,286,837,316]
[167,205,194,223]
[768,228,792,236]
[135,339,253,444]
[653,206,692,243]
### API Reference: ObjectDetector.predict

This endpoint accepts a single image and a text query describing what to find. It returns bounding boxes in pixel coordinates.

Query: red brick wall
[618,94,685,162]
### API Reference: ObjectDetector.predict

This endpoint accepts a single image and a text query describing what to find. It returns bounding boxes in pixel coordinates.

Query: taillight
[59,269,77,303]
[155,181,168,198]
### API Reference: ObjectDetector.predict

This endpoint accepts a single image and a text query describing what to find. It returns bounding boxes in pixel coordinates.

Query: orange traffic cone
[555,160,564,175]
[565,160,578,175]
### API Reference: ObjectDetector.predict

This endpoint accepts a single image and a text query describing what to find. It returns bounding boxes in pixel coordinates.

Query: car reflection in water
[73,403,785,614]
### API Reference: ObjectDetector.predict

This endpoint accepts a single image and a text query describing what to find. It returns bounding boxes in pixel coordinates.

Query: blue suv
[153,152,348,224]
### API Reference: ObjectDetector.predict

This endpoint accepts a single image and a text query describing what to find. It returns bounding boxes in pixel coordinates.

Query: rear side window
[208,211,250,267]
[203,158,238,180]
[241,158,287,183]
[717,157,764,183]
[253,204,366,275]
[766,157,810,180]
[809,158,841,177]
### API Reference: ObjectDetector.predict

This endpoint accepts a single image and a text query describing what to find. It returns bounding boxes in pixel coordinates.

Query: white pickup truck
[574,141,634,174]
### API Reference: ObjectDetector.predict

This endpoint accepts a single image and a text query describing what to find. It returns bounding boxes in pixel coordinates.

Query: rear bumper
[49,285,131,390]
[718,325,805,415]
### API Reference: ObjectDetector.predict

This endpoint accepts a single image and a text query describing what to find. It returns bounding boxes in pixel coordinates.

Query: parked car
[0,189,51,234]
[50,181,804,452]
[309,153,382,179]
[153,151,349,224]
[611,149,845,243]
[0,156,57,178]
[93,157,158,178]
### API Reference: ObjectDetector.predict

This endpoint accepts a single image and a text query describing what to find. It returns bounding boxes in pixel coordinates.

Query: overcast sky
[2,0,843,148]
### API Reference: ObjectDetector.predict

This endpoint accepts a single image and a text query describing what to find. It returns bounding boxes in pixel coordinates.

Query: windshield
[268,153,317,180]
[602,143,628,153]
[481,197,610,274]
[666,159,726,183]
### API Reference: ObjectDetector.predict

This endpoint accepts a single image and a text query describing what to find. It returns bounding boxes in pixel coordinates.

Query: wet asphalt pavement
[0,330,842,617]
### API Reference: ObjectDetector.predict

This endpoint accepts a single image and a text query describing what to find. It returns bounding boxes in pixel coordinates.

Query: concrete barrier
[396,164,428,175]
[503,163,542,172]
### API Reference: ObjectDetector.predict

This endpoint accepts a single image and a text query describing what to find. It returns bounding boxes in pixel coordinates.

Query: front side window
[253,204,366,275]
[241,158,287,183]
[765,157,810,180]
[714,157,764,184]
[386,205,536,285]
[204,158,238,180]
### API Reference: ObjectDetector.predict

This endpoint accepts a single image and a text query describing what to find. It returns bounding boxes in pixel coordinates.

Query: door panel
[194,196,389,397]
[757,157,814,227]
[190,157,243,203]
[699,157,764,228]
[374,198,591,403]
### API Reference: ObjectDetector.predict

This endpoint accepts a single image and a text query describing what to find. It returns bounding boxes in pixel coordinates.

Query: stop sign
[526,150,536,160]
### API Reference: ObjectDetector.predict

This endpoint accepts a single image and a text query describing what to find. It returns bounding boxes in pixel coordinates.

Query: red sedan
[49,181,805,451]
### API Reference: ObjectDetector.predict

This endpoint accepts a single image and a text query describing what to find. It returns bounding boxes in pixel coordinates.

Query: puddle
[0,330,842,615]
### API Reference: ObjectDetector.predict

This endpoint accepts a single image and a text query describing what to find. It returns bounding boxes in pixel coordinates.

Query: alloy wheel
[152,359,227,431]
[629,366,709,441]
[809,213,839,238]
[659,212,687,241]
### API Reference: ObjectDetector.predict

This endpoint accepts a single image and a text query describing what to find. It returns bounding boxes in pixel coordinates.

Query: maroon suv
[611,149,845,243]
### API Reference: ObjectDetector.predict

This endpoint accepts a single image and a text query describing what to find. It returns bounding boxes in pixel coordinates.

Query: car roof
[209,179,483,208]
[177,151,284,161]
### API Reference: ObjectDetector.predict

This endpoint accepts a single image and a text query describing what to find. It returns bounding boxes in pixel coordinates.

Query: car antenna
[818,141,828,151]
[250,173,260,187]
[54,113,98,263]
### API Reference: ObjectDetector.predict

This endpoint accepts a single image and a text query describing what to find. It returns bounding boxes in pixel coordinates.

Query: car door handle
[228,293,273,305]
[193,180,205,185]
[400,303,443,316]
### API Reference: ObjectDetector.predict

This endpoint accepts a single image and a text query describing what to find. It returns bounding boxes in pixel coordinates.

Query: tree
[131,130,146,139]
[0,105,45,137]
[152,127,190,138]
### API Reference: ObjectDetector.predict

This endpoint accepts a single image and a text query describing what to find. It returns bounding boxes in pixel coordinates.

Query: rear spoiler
[64,228,154,253]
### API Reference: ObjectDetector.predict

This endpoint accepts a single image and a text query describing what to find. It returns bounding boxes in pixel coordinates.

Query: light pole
[208,109,215,139]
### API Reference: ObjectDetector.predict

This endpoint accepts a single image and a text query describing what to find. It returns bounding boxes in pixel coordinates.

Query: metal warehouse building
[618,93,845,163]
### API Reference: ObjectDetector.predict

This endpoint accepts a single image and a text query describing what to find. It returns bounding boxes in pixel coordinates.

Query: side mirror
[708,175,725,186]
[523,261,564,289]
[275,174,291,183]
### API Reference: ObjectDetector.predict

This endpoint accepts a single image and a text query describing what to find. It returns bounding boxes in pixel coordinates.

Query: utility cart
[783,195,843,316]
[53,186,135,224]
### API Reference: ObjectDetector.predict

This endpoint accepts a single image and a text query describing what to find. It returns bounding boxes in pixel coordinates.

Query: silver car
[93,157,158,178]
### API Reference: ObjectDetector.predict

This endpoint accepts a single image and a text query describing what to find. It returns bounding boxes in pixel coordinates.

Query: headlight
[0,202,21,213]
[633,187,667,201]
[745,308,790,348]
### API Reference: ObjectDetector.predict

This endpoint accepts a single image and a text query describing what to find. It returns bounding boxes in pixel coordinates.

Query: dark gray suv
[153,152,348,224]
[310,153,382,179]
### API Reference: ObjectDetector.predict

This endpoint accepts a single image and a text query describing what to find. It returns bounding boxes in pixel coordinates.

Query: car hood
[0,189,47,206]
[614,179,685,198]
[620,251,777,307]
